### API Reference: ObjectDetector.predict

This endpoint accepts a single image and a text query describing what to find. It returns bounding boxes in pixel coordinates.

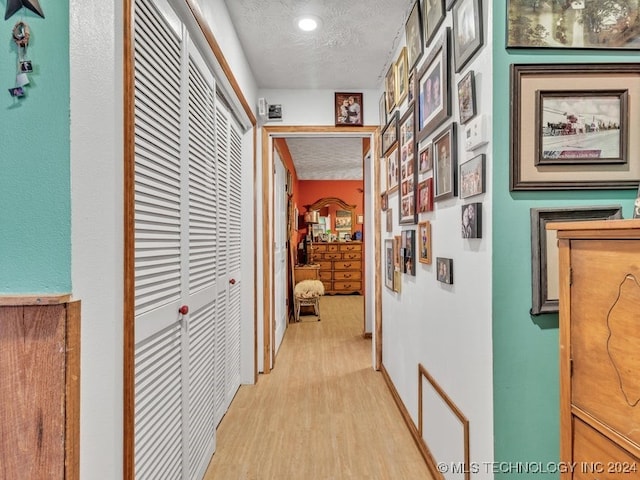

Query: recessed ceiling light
[296,15,320,32]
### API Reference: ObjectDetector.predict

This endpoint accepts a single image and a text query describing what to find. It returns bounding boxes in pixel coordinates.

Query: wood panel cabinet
[312,242,363,295]
[0,295,80,480]
[549,219,640,479]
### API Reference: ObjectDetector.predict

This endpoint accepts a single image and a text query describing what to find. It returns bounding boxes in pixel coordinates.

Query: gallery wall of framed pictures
[380,0,488,291]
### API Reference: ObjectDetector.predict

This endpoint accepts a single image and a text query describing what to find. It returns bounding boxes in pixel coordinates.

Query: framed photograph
[530,205,622,315]
[394,235,402,271]
[386,144,400,193]
[418,221,432,264]
[418,143,433,173]
[461,202,482,238]
[422,0,445,48]
[457,70,476,125]
[385,239,395,290]
[433,123,457,201]
[335,92,363,126]
[535,90,628,165]
[399,108,417,225]
[401,229,416,275]
[417,178,434,213]
[507,0,640,49]
[408,71,416,105]
[382,111,399,156]
[379,92,387,127]
[335,209,352,231]
[436,257,453,284]
[395,47,409,106]
[416,29,451,143]
[380,154,387,194]
[459,153,485,199]
[386,209,393,232]
[385,63,396,114]
[510,64,640,191]
[452,0,483,73]
[405,1,424,71]
[381,192,389,211]
[357,214,364,224]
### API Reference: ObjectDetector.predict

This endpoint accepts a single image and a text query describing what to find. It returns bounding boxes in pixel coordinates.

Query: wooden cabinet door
[568,239,640,473]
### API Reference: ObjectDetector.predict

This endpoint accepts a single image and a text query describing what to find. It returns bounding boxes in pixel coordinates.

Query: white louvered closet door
[212,101,243,426]
[133,0,184,478]
[132,0,244,478]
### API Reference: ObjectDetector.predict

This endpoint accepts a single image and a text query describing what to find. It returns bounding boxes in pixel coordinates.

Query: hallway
[204,295,434,479]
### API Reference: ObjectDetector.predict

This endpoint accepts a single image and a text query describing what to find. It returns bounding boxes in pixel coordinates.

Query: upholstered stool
[293,279,324,322]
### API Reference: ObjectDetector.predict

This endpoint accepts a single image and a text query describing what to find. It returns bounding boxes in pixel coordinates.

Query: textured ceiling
[223,0,413,90]
[285,137,364,180]
[223,0,413,180]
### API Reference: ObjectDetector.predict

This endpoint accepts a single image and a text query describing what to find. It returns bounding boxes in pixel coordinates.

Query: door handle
[229,278,236,285]
[179,305,189,315]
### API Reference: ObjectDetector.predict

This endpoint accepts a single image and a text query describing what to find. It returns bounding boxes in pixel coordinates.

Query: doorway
[260,125,382,374]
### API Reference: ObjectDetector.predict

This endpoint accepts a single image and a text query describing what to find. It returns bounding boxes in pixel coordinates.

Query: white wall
[258,89,380,126]
[380,5,494,477]
[70,0,258,476]
[70,0,124,477]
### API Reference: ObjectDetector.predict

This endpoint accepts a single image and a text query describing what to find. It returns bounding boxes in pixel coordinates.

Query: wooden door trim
[261,125,380,373]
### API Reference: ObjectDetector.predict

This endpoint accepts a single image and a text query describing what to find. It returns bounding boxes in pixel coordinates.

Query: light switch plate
[465,115,488,151]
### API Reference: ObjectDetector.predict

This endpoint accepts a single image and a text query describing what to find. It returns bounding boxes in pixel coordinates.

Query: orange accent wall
[296,180,364,242]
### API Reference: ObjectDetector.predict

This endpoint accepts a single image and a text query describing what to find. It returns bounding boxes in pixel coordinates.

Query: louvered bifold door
[226,122,243,403]
[213,103,229,425]
[186,49,218,480]
[133,0,184,478]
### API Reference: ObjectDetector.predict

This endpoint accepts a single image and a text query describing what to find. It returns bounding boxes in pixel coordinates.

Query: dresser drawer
[317,261,332,271]
[334,260,361,271]
[327,244,339,252]
[319,271,332,281]
[321,280,332,291]
[339,243,362,252]
[314,244,328,252]
[343,252,361,260]
[323,252,342,260]
[334,270,361,280]
[334,281,362,292]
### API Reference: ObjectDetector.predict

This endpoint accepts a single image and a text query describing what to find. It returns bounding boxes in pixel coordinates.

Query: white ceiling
[223,0,414,180]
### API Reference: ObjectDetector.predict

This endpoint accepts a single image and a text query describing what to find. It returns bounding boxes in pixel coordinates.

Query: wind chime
[6,0,45,98]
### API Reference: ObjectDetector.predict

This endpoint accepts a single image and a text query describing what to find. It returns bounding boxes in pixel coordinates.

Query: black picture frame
[459,153,485,199]
[422,0,445,48]
[510,63,640,191]
[461,202,482,238]
[534,89,628,165]
[530,205,622,315]
[381,110,399,156]
[405,1,424,71]
[457,70,476,125]
[436,257,453,284]
[507,0,640,49]
[416,29,451,143]
[433,123,457,201]
[452,0,483,73]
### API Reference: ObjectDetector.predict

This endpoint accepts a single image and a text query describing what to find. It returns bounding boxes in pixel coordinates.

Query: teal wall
[0,4,70,293]
[492,1,637,475]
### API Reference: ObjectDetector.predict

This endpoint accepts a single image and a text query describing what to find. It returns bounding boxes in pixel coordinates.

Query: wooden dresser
[549,219,640,478]
[312,241,363,295]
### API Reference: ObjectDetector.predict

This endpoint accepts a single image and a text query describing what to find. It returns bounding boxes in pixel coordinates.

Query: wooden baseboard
[380,364,441,479]
[362,332,372,339]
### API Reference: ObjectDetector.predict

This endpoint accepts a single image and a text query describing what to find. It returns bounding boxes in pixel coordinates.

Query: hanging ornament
[9,21,32,98]
[5,0,45,20]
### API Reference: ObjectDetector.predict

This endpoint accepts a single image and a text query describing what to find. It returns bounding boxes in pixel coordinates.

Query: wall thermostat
[465,115,488,151]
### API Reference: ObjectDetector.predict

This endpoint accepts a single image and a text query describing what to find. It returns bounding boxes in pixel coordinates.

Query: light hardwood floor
[204,295,433,479]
